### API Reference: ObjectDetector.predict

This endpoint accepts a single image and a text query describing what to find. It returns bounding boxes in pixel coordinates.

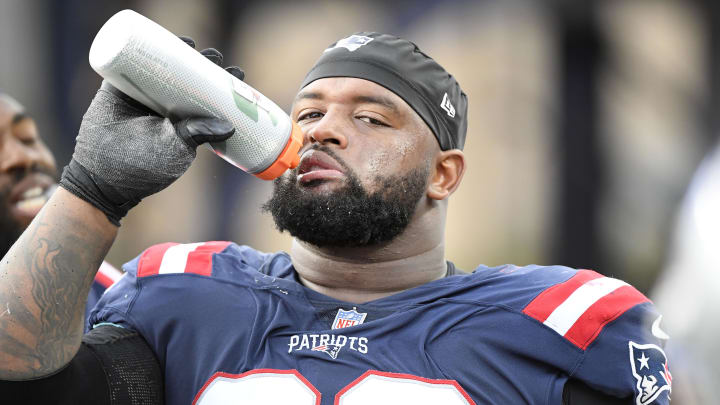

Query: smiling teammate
[0,93,122,330]
[0,33,671,404]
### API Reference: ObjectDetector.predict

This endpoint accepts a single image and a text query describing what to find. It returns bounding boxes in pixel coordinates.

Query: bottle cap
[254,121,303,180]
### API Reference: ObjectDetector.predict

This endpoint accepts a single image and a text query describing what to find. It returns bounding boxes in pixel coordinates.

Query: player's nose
[305,112,348,149]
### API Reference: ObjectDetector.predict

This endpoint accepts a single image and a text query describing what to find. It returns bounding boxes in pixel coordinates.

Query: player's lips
[8,173,57,223]
[296,150,345,184]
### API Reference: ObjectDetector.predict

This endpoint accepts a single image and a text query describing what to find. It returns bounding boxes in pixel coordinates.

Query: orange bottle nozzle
[254,121,303,180]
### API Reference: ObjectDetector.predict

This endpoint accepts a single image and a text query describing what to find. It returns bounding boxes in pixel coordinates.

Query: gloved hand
[60,37,245,226]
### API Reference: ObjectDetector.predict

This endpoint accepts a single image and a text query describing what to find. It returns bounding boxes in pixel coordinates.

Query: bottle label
[230,77,278,126]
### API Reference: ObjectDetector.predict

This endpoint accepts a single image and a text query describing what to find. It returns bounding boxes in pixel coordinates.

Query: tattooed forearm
[0,189,117,380]
[30,236,96,372]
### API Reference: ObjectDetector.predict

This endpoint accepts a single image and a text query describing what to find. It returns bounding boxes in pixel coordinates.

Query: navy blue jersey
[84,261,124,333]
[89,242,672,405]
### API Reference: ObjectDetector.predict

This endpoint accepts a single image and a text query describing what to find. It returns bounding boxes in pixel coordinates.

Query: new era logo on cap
[325,35,374,53]
[441,93,455,118]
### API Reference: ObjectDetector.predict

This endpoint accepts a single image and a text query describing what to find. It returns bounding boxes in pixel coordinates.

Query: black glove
[60,37,245,226]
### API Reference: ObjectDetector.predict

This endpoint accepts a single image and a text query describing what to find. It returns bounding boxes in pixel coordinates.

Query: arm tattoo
[29,236,94,371]
[0,207,112,379]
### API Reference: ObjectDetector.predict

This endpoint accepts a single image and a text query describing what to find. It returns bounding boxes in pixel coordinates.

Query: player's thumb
[175,117,235,149]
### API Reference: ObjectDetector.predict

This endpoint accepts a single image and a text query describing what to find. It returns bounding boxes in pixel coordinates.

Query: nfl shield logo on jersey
[628,341,672,405]
[332,307,367,330]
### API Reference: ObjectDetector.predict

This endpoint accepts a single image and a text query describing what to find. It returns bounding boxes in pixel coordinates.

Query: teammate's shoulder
[126,241,281,279]
[93,261,124,288]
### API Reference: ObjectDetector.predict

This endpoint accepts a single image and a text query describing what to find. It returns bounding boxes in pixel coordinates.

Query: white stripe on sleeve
[543,277,628,336]
[158,243,203,274]
[99,261,123,282]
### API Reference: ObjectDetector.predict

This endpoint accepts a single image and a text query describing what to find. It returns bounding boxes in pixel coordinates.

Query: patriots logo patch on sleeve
[628,341,672,404]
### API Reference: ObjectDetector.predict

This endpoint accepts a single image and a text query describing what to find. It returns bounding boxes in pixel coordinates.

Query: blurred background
[1,0,718,402]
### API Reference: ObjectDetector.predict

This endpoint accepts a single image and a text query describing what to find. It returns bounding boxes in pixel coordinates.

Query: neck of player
[290,203,447,304]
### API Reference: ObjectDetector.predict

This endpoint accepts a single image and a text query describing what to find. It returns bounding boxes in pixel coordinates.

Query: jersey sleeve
[574,301,671,404]
[522,269,671,403]
[84,261,124,332]
[87,252,147,331]
[87,241,240,331]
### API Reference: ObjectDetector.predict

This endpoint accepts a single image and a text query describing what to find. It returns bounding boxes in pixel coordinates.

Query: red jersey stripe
[564,285,650,350]
[94,261,123,288]
[184,241,232,276]
[522,270,603,323]
[137,242,178,277]
[94,271,115,289]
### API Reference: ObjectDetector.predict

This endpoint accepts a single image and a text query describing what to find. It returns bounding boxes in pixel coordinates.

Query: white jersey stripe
[543,277,628,336]
[98,261,123,282]
[158,243,204,274]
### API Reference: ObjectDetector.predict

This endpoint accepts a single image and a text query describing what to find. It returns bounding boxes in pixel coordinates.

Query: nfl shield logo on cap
[332,307,367,329]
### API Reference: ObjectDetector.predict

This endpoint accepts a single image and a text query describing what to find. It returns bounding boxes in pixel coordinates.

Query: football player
[0,33,670,404]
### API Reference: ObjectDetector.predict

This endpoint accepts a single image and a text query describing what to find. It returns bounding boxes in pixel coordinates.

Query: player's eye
[297,111,323,122]
[357,116,389,127]
[21,135,38,146]
[14,131,37,146]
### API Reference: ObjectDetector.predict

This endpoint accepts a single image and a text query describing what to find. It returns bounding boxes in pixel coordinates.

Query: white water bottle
[88,9,302,180]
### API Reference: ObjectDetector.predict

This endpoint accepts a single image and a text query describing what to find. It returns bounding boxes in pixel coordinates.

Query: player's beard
[0,184,24,258]
[263,146,429,248]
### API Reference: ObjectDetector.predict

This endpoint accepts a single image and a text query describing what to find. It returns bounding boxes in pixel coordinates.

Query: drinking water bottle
[89,9,302,180]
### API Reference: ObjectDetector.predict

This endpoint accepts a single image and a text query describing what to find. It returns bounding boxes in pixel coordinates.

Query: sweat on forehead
[299,32,468,151]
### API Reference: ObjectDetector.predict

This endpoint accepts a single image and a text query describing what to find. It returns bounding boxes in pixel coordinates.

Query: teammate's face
[0,95,57,256]
[264,78,438,247]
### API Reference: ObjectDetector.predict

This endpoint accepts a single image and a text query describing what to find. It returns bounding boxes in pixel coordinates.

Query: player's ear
[427,149,465,200]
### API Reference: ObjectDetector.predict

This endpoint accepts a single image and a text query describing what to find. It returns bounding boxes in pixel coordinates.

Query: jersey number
[193,369,474,405]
